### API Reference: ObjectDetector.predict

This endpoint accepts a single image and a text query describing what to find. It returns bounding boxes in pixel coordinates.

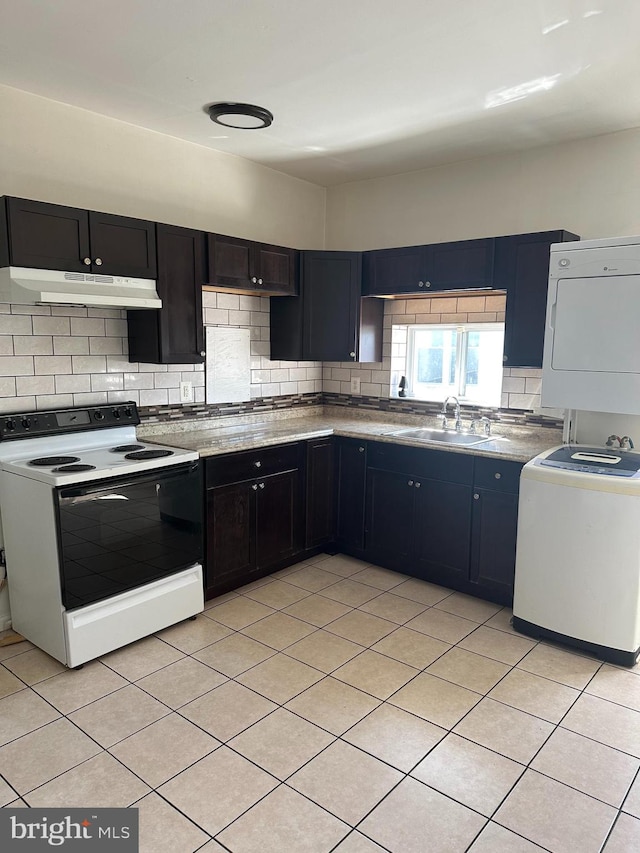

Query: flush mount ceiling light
[207,102,273,130]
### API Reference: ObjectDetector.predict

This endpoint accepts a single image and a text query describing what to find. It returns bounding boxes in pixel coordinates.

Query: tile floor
[1,553,640,852]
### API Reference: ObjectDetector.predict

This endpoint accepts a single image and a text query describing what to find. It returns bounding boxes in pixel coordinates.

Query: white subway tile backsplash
[0,356,34,376]
[250,312,269,327]
[0,396,35,413]
[153,373,180,389]
[105,319,128,337]
[202,291,217,308]
[56,374,91,394]
[123,373,155,390]
[90,374,124,392]
[70,355,105,374]
[16,375,55,396]
[53,336,90,355]
[89,337,124,355]
[71,317,105,336]
[0,336,13,355]
[108,390,139,404]
[204,308,229,325]
[36,394,74,410]
[502,377,526,393]
[87,308,123,319]
[13,336,53,356]
[10,304,50,315]
[139,389,169,406]
[32,316,70,336]
[239,295,262,311]
[216,293,241,310]
[228,310,253,326]
[0,315,32,335]
[0,377,16,396]
[525,377,542,394]
[73,392,108,406]
[51,306,87,317]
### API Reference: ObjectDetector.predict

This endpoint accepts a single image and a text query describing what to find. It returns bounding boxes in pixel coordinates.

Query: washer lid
[538,446,640,477]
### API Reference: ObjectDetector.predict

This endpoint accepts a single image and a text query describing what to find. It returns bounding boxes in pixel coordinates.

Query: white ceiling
[1,0,639,186]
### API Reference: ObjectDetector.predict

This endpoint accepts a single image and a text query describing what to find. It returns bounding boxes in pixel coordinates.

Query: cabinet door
[255,243,298,295]
[302,251,361,361]
[205,481,254,595]
[207,233,253,289]
[88,211,157,278]
[362,246,426,295]
[306,438,334,549]
[335,438,367,551]
[366,468,415,567]
[470,488,519,599]
[428,238,495,291]
[255,470,301,571]
[413,478,472,584]
[128,223,205,364]
[6,197,90,272]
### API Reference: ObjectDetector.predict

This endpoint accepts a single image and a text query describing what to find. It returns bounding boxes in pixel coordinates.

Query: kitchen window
[403,323,504,406]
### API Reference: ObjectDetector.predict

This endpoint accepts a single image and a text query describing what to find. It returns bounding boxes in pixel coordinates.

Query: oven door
[56,461,202,609]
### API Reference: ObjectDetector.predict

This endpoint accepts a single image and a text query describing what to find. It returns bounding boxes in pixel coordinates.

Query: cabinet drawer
[368,441,473,485]
[473,457,523,493]
[206,443,301,487]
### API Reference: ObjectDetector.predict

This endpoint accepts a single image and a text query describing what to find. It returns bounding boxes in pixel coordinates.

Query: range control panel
[0,402,140,441]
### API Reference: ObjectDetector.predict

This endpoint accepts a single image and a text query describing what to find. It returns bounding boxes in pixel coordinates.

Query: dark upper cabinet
[495,230,579,368]
[363,238,494,295]
[335,437,367,553]
[1,197,156,278]
[271,251,383,363]
[305,438,335,549]
[207,233,297,295]
[128,223,205,364]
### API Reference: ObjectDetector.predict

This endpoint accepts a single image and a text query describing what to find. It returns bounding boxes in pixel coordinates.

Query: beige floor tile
[217,783,349,853]
[0,665,25,699]
[0,718,101,793]
[241,611,316,650]
[286,677,380,735]
[494,770,616,853]
[243,580,310,609]
[358,592,427,625]
[405,608,477,644]
[0,776,18,806]
[285,564,348,592]
[360,776,486,853]
[110,714,219,787]
[561,693,640,758]
[350,565,407,591]
[68,684,169,747]
[203,589,238,608]
[180,680,277,741]
[229,707,334,779]
[434,591,502,623]
[136,657,226,708]
[3,648,66,684]
[586,664,640,712]
[458,626,537,666]
[192,632,275,677]
[468,822,548,852]
[488,668,579,723]
[158,746,278,836]
[283,594,353,627]
[389,672,481,729]
[343,703,445,772]
[135,791,209,853]
[319,554,371,577]
[0,639,34,661]
[411,733,524,817]
[372,627,451,669]
[604,813,640,852]
[517,642,602,690]
[289,739,403,824]
[485,608,516,634]
[333,650,419,699]
[326,610,396,646]
[101,636,184,681]
[453,698,554,764]
[156,614,232,654]
[285,630,364,673]
[0,688,60,747]
[321,578,383,607]
[426,647,510,694]
[197,842,228,852]
[238,575,275,592]
[334,831,388,852]
[622,773,640,818]
[204,596,275,629]
[237,653,324,704]
[532,727,640,807]
[32,660,128,714]
[26,752,150,808]
[392,578,453,606]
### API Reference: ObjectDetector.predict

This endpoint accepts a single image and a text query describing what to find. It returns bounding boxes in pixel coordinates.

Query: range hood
[0,267,162,309]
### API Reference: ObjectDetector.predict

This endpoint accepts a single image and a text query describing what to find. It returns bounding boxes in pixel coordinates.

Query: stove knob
[5,419,15,432]
[21,417,31,429]
[123,407,133,418]
[112,408,121,419]
[94,411,105,421]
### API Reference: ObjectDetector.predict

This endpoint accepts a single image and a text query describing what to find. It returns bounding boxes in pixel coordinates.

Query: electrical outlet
[179,381,194,403]
[350,376,361,395]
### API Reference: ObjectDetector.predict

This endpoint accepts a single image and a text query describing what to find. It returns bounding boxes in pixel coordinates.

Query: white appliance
[0,403,203,667]
[0,266,162,309]
[541,234,640,415]
[513,445,640,666]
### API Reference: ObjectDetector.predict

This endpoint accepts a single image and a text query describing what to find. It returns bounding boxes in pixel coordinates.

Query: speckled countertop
[140,406,563,463]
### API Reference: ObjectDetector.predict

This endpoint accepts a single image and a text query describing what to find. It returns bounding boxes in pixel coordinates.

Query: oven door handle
[59,461,200,498]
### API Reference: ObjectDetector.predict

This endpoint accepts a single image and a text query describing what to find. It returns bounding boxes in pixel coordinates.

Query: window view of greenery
[407,323,504,406]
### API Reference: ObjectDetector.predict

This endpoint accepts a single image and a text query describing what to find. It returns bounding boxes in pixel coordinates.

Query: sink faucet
[470,416,492,437]
[441,396,462,432]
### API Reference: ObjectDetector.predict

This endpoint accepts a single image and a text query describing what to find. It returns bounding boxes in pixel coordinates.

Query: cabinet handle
[425,281,431,288]
[503,355,508,362]
[408,480,414,486]
[358,446,365,452]
[418,281,424,288]
[254,460,261,468]
[258,278,263,285]
[200,351,206,357]
[251,276,257,284]
[494,472,501,479]
[83,257,91,266]
[415,481,421,488]
[349,351,356,359]
[94,258,103,266]
[259,482,265,489]
[251,483,258,491]
[474,493,480,500]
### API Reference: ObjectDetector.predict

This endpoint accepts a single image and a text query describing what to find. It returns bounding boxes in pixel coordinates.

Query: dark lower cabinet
[305,438,334,549]
[206,480,254,592]
[255,470,301,571]
[335,438,368,554]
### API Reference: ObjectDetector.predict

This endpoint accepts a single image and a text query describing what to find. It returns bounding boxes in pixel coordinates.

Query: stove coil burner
[124,449,174,460]
[111,444,145,453]
[53,464,97,473]
[29,456,80,466]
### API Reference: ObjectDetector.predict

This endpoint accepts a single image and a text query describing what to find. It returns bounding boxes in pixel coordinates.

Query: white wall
[0,84,326,248]
[325,127,640,249]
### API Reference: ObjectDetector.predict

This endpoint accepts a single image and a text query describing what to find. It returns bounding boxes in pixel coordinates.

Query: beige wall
[0,84,326,248]
[325,127,640,250]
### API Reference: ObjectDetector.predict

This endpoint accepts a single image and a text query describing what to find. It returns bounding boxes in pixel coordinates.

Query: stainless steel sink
[385,428,493,446]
